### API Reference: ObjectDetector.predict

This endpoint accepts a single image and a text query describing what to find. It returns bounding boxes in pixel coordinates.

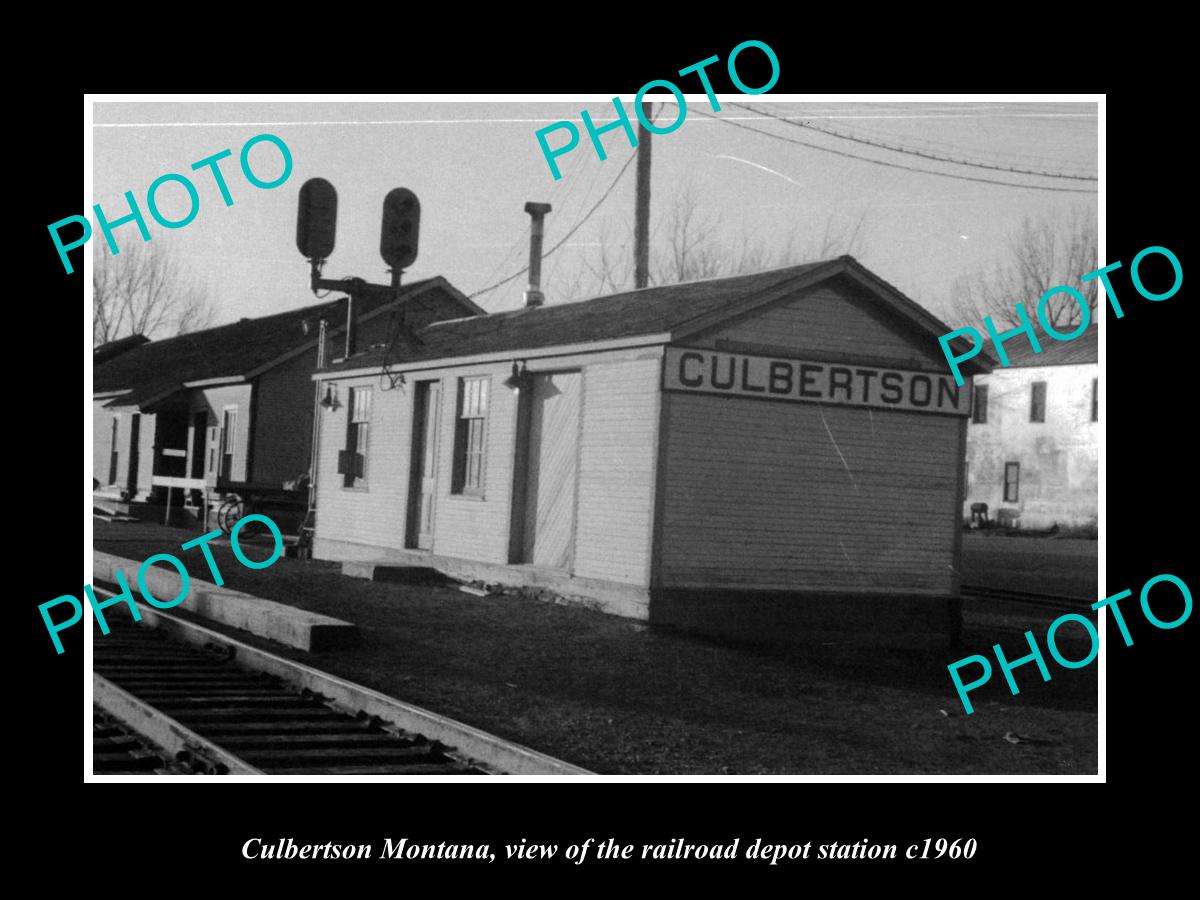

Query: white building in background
[964,326,1097,530]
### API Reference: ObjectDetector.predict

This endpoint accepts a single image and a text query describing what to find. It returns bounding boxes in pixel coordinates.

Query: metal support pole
[634,101,652,289]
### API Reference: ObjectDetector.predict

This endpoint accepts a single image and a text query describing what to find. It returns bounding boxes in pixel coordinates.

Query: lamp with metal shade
[321,384,342,410]
[503,361,529,394]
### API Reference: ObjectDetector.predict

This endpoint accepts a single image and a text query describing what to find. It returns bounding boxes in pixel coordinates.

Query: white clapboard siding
[200,384,253,484]
[315,375,412,551]
[573,356,661,585]
[659,392,960,593]
[431,363,517,565]
[692,282,947,368]
[523,372,582,569]
[93,401,117,485]
[315,362,519,562]
[314,351,661,583]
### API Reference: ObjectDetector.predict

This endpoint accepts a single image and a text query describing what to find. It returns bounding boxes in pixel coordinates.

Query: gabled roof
[95,276,476,408]
[93,333,149,365]
[1005,323,1097,367]
[320,256,986,375]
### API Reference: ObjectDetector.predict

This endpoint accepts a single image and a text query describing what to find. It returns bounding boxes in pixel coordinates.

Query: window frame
[971,384,989,425]
[451,375,491,497]
[1029,381,1047,423]
[1003,462,1020,503]
[108,415,121,485]
[220,406,239,481]
[207,425,218,475]
[340,386,373,489]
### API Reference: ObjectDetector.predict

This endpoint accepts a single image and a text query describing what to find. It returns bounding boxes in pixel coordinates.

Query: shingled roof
[94,276,465,407]
[93,333,150,365]
[1006,323,1097,367]
[322,256,977,374]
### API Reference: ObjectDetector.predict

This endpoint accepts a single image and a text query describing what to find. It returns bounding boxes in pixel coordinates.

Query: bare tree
[581,223,634,296]
[654,188,727,284]
[93,243,214,346]
[949,208,1097,330]
[551,182,871,301]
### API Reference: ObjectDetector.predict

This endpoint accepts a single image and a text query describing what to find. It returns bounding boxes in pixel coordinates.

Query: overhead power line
[469,151,638,299]
[470,105,665,301]
[545,137,611,293]
[815,116,1094,169]
[693,108,1097,195]
[734,103,1097,182]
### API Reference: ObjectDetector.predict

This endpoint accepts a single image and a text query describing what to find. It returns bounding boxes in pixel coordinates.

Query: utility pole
[634,101,652,289]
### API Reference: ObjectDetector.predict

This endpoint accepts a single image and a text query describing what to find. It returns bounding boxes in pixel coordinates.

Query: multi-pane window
[339,387,372,488]
[1003,462,1020,503]
[1091,377,1098,422]
[220,407,238,480]
[452,376,489,495]
[207,425,218,474]
[1029,381,1047,423]
[971,384,989,424]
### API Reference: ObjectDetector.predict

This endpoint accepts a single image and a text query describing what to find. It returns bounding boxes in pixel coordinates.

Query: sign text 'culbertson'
[663,348,971,416]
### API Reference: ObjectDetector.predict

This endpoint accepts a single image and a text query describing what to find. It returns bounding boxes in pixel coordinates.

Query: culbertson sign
[663,348,971,416]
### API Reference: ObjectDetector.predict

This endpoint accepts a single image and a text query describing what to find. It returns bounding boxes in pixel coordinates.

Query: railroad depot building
[964,325,1098,530]
[312,256,985,643]
[92,277,481,524]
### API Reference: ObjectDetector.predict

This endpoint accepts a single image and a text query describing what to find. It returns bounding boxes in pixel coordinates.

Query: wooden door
[521,372,581,570]
[406,381,441,550]
[190,411,208,479]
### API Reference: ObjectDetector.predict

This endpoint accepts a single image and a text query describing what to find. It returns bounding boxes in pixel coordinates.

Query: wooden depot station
[311,256,986,646]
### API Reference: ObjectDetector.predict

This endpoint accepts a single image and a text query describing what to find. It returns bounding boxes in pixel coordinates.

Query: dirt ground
[92,521,1098,775]
[961,532,1098,598]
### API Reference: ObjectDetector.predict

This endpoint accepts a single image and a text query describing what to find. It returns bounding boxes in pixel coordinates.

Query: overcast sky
[91,98,1097,329]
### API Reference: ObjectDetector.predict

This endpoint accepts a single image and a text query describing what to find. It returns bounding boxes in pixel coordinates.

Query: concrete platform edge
[93,550,357,652]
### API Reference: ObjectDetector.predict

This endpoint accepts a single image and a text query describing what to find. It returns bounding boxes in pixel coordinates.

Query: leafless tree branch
[557,182,872,299]
[92,243,215,346]
[949,208,1098,330]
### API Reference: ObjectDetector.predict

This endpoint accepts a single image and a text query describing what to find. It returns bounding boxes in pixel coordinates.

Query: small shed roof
[94,276,474,408]
[93,333,149,365]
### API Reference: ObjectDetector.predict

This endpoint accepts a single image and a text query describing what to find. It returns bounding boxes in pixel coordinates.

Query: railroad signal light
[296,178,338,262]
[380,188,420,271]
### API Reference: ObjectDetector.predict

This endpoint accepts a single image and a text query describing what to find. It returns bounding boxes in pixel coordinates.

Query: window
[1030,381,1047,423]
[108,416,120,485]
[971,384,989,424]
[452,376,490,495]
[220,407,238,480]
[1091,377,1098,422]
[1003,462,1020,503]
[338,387,372,488]
[207,425,218,474]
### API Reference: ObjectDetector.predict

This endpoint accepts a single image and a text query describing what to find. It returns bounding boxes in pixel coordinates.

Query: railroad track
[91,588,590,776]
[93,707,189,774]
[961,584,1094,612]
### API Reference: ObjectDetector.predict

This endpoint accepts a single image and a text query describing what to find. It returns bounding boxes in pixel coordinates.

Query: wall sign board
[663,347,971,416]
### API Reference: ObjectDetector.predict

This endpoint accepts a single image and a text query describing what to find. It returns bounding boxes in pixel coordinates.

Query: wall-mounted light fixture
[320,383,342,410]
[503,361,530,394]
